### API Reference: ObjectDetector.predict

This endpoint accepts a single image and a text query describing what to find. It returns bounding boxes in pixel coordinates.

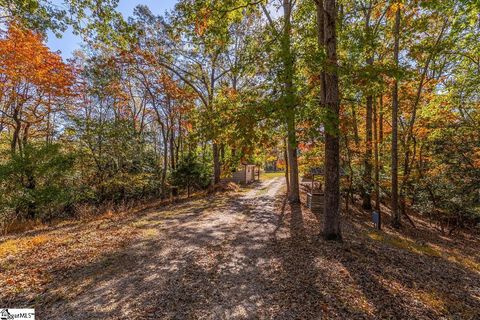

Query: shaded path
[5,176,479,319]
[47,177,287,319]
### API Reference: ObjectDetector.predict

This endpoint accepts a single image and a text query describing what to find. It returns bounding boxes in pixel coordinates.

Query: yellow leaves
[142,228,160,238]
[367,230,480,274]
[390,2,405,12]
[415,290,448,313]
[0,235,51,259]
[366,231,441,257]
[447,254,480,273]
[474,148,480,168]
[387,2,405,19]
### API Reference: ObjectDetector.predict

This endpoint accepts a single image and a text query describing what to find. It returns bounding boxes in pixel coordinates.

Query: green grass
[366,231,441,257]
[262,171,285,180]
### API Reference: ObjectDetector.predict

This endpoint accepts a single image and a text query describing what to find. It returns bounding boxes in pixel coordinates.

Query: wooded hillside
[0,1,479,318]
[1,0,478,235]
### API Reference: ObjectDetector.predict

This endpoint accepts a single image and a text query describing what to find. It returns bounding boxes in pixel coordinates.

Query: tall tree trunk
[343,132,355,212]
[23,123,36,219]
[379,95,384,144]
[220,143,225,168]
[322,0,342,240]
[399,20,447,223]
[373,96,380,212]
[209,62,221,185]
[11,107,21,154]
[284,137,290,194]
[161,125,169,198]
[283,0,300,203]
[391,5,401,228]
[315,0,327,105]
[177,116,183,160]
[286,121,300,202]
[362,90,373,210]
[212,143,221,184]
[361,6,374,210]
[170,128,176,170]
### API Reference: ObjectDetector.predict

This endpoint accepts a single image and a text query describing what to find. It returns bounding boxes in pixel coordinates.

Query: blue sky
[47,0,177,59]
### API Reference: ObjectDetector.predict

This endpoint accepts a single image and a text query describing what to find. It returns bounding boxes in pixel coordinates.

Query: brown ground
[1,177,479,319]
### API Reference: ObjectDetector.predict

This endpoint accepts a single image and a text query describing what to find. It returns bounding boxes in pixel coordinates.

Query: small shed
[232,162,259,184]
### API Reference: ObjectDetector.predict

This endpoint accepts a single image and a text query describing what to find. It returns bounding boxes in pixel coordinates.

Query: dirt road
[49,177,288,319]
[3,176,479,319]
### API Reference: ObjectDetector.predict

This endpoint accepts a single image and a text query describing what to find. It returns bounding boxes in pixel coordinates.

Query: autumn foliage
[0,23,73,152]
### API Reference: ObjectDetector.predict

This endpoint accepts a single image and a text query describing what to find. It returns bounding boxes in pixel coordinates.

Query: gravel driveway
[6,176,479,320]
[47,177,287,319]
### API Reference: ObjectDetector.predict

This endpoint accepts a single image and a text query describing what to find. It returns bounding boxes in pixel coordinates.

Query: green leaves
[0,143,75,220]
[0,0,130,48]
[170,153,211,190]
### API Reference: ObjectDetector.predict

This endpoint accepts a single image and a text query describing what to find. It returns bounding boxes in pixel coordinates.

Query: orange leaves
[195,7,212,37]
[0,23,73,96]
[387,2,405,19]
[0,22,74,149]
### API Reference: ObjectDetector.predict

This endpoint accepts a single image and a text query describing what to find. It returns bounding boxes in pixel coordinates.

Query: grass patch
[366,231,441,256]
[416,291,447,313]
[368,231,480,273]
[131,219,158,228]
[0,235,51,259]
[262,172,285,180]
[142,228,159,238]
[447,255,480,273]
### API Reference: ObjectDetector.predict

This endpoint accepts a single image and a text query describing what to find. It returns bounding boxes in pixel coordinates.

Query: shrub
[170,154,211,196]
[0,143,75,221]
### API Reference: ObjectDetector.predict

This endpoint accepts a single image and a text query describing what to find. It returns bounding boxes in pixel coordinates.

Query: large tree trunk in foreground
[322,0,342,240]
[284,138,290,194]
[373,97,381,212]
[283,0,300,203]
[391,5,401,228]
[286,118,300,202]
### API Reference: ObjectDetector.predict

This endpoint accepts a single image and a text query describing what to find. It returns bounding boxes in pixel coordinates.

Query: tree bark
[161,125,169,198]
[284,138,290,194]
[361,5,374,210]
[212,142,221,184]
[11,107,21,154]
[286,119,300,202]
[373,96,380,212]
[315,0,327,105]
[362,90,373,210]
[379,95,384,144]
[391,5,401,228]
[282,0,300,203]
[322,0,342,240]
[170,128,176,170]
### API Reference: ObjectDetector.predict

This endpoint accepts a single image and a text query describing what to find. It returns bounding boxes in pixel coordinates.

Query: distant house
[232,162,259,184]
